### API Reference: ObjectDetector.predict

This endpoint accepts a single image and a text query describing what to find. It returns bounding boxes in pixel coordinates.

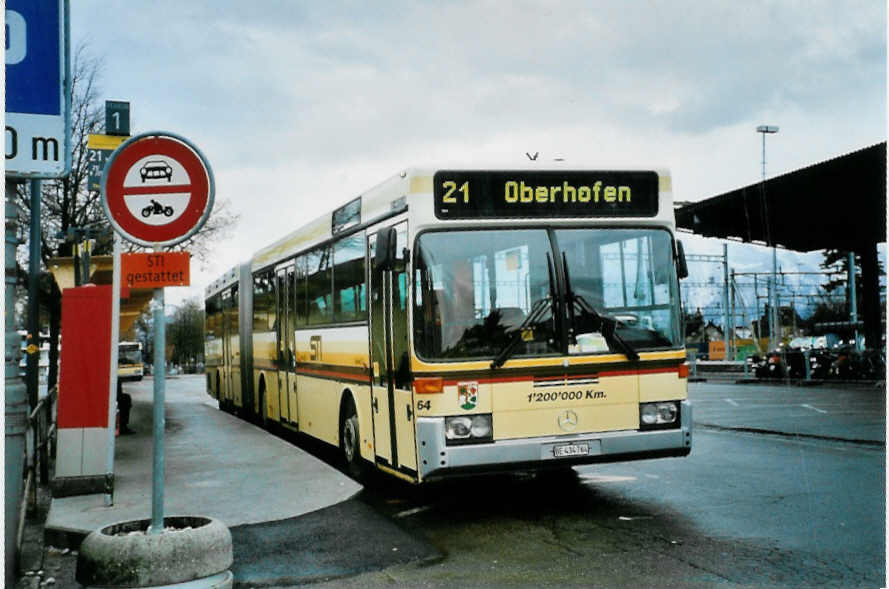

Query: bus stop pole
[104,234,121,506]
[150,252,166,534]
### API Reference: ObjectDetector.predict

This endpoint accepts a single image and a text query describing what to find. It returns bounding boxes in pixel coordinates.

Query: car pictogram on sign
[140,159,173,182]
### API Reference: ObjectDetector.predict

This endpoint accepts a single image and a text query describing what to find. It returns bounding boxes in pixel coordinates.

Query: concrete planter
[76,516,233,588]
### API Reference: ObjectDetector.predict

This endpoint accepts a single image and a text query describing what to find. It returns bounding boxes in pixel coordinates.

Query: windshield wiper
[562,252,640,361]
[490,254,557,369]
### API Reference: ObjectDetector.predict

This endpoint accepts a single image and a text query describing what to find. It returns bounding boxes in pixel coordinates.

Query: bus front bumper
[416,401,692,481]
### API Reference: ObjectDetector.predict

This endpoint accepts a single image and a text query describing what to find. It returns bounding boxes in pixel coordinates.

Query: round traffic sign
[101,131,214,246]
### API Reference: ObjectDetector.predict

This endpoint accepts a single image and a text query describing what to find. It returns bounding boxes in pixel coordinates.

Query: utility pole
[848,252,860,351]
[730,269,736,359]
[722,243,730,359]
[757,124,780,350]
[752,274,761,350]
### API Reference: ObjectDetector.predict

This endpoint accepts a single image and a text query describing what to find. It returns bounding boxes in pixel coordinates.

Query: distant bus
[205,166,692,483]
[118,341,144,382]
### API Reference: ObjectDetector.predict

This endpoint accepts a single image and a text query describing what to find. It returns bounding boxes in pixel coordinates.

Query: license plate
[553,443,589,458]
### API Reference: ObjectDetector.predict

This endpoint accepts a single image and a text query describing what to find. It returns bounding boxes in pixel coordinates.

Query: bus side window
[253,274,268,332]
[294,255,308,327]
[307,246,333,325]
[333,232,366,322]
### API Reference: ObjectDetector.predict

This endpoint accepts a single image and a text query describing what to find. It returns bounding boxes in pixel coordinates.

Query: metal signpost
[101,131,214,533]
[756,125,780,350]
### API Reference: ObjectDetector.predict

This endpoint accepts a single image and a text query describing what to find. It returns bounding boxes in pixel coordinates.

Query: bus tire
[340,397,367,479]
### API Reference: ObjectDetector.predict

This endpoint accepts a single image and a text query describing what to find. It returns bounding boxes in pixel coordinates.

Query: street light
[757,125,779,351]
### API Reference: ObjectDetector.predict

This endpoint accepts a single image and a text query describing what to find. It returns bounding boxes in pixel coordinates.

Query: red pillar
[54,285,114,495]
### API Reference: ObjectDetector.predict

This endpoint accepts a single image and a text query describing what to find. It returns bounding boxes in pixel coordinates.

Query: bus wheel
[340,400,366,478]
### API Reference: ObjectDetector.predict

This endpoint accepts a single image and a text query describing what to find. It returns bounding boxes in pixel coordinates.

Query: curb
[696,422,886,447]
[44,526,88,552]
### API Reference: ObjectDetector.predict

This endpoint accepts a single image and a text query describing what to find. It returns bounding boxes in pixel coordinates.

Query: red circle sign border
[102,133,214,246]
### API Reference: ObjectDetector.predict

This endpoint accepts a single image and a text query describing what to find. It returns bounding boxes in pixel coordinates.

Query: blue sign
[5,0,68,177]
[6,0,62,116]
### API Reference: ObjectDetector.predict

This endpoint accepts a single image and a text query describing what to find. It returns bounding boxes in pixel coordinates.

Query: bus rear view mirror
[676,240,689,279]
[374,226,397,271]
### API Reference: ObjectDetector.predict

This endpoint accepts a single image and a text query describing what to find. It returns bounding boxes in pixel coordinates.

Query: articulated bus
[205,167,692,483]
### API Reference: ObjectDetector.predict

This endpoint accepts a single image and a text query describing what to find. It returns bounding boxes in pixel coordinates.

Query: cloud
[69,1,886,307]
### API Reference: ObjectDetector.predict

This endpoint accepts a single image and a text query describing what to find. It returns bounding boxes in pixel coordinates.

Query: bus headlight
[639,402,680,430]
[470,415,492,438]
[445,414,493,444]
[658,403,678,423]
[445,416,472,439]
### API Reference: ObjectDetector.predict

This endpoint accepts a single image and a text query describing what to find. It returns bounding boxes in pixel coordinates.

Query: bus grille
[532,374,599,388]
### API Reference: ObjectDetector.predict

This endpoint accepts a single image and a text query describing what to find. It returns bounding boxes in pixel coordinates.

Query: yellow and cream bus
[205,167,692,483]
[118,341,144,382]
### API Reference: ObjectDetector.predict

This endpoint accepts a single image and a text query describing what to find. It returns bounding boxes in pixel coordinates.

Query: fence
[17,385,57,560]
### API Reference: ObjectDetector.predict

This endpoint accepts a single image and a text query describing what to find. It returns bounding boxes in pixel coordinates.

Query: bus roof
[235,166,673,277]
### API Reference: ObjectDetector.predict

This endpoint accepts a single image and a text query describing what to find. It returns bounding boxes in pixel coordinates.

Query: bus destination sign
[433,170,659,219]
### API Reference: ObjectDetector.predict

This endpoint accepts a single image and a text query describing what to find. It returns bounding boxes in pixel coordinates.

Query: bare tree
[168,298,205,372]
[15,42,238,388]
[17,43,238,264]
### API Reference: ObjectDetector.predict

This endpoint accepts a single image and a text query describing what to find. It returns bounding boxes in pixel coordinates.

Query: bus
[205,167,692,483]
[118,341,144,382]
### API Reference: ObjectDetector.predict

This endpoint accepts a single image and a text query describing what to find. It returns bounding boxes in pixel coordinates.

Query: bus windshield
[119,344,142,365]
[412,228,681,361]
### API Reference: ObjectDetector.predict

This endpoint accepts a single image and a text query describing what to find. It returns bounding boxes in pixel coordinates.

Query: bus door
[275,266,296,424]
[221,289,233,404]
[369,222,417,474]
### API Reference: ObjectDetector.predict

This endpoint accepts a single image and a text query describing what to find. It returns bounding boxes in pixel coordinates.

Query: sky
[68,1,887,313]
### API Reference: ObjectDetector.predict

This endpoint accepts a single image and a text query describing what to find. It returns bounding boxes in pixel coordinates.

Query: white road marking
[801,403,828,414]
[725,398,739,407]
[393,505,432,518]
[578,474,637,483]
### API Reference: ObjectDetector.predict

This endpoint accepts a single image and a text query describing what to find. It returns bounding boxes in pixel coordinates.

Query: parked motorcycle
[807,348,834,379]
[752,350,786,379]
[830,345,886,381]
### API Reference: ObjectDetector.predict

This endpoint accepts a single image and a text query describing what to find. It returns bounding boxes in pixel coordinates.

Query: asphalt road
[308,382,885,588]
[691,381,885,443]
[23,378,882,588]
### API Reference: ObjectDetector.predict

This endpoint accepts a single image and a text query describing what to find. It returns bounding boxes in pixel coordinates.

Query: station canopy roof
[48,255,154,335]
[674,142,886,253]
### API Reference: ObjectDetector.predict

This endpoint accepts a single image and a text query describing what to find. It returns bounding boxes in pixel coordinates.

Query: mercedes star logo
[558,409,578,431]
